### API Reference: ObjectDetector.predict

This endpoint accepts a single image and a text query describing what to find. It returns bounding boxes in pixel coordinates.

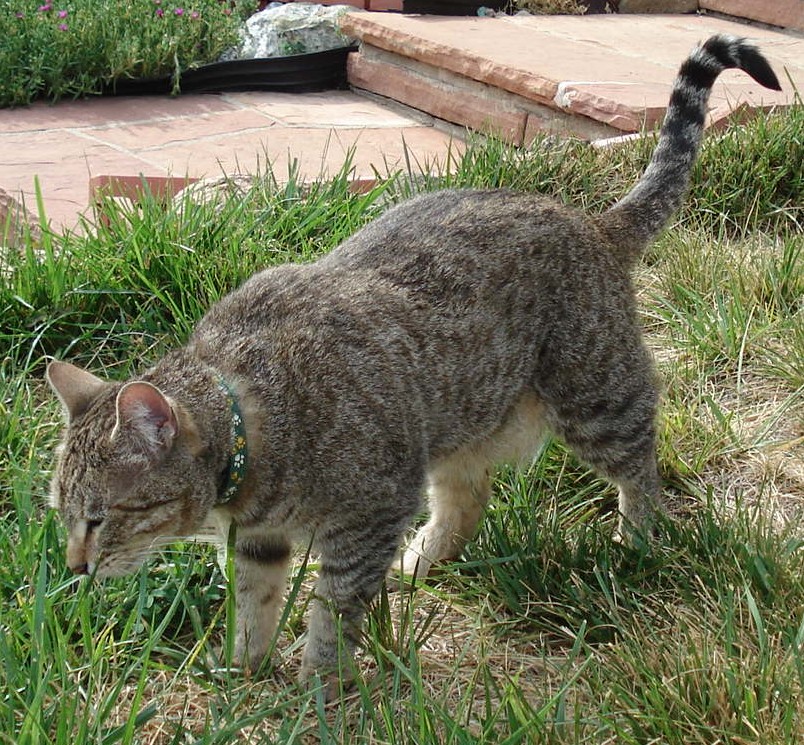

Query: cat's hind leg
[396,393,547,579]
[544,365,663,540]
[394,454,491,580]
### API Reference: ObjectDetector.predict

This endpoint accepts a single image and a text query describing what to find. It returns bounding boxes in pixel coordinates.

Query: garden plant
[0,0,257,107]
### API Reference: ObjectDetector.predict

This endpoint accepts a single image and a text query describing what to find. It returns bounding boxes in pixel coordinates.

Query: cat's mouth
[94,534,185,578]
[94,550,150,578]
[70,546,148,578]
[66,519,158,578]
[66,518,99,576]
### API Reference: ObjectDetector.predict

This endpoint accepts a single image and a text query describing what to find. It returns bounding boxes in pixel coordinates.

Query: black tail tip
[703,35,783,92]
[740,43,783,92]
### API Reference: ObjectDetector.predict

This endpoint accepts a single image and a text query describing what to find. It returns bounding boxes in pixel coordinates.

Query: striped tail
[599,35,781,264]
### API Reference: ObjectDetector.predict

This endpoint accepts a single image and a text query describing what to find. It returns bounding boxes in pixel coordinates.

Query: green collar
[216,375,248,505]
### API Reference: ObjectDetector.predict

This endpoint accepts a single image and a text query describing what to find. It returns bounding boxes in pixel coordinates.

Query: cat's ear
[113,382,179,460]
[46,361,110,422]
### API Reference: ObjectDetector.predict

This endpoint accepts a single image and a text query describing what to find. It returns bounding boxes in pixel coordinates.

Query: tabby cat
[47,35,780,694]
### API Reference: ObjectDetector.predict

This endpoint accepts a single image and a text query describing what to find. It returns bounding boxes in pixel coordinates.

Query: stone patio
[342,13,802,143]
[0,91,458,232]
[0,5,801,233]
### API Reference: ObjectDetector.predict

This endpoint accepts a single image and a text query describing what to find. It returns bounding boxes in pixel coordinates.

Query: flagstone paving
[0,90,457,232]
[0,9,800,232]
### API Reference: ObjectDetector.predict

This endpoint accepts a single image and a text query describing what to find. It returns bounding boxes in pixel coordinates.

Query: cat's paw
[232,639,270,675]
[387,548,433,590]
[299,669,343,703]
[614,512,661,547]
[389,524,459,585]
[298,660,353,703]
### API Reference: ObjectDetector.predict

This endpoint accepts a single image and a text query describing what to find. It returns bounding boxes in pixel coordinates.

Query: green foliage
[0,0,257,107]
[691,105,804,234]
[514,0,588,15]
[414,103,803,235]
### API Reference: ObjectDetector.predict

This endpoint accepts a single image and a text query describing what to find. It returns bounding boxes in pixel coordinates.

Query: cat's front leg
[230,532,291,671]
[300,520,409,700]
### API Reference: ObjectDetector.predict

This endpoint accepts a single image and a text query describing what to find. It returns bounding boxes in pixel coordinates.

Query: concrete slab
[2,13,800,233]
[341,13,801,133]
[123,126,460,182]
[88,110,281,152]
[223,90,422,127]
[1,129,168,229]
[0,90,457,232]
[0,95,242,134]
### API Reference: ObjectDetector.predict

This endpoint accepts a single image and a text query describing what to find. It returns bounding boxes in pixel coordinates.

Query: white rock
[230,3,358,60]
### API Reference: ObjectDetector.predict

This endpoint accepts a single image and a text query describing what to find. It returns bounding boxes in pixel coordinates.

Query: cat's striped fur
[47,36,780,697]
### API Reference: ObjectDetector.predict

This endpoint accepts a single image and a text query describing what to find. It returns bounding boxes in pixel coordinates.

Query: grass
[1,105,802,743]
[0,0,256,108]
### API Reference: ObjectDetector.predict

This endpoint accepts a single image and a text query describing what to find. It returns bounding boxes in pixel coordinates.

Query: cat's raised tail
[599,34,781,263]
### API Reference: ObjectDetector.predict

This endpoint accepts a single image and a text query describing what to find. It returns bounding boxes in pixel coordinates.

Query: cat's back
[328,188,592,267]
[190,254,420,392]
[188,186,639,460]
[194,187,628,352]
[324,188,628,316]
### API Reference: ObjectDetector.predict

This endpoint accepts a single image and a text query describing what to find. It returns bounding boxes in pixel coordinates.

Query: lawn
[1,105,802,743]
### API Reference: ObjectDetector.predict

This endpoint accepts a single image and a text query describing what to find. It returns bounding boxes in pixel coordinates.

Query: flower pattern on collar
[216,375,248,505]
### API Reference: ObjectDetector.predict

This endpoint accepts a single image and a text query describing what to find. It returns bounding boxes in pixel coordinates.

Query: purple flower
[190,10,200,18]
[38,3,53,12]
[16,11,25,17]
[58,9,68,17]
[155,7,164,16]
[58,23,68,30]
[174,6,184,15]
[153,0,161,4]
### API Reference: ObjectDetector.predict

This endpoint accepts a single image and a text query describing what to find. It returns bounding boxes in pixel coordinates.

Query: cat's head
[46,361,216,577]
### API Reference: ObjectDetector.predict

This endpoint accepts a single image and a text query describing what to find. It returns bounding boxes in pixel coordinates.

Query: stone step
[291,0,803,28]
[699,0,804,32]
[341,12,802,143]
[347,46,618,144]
